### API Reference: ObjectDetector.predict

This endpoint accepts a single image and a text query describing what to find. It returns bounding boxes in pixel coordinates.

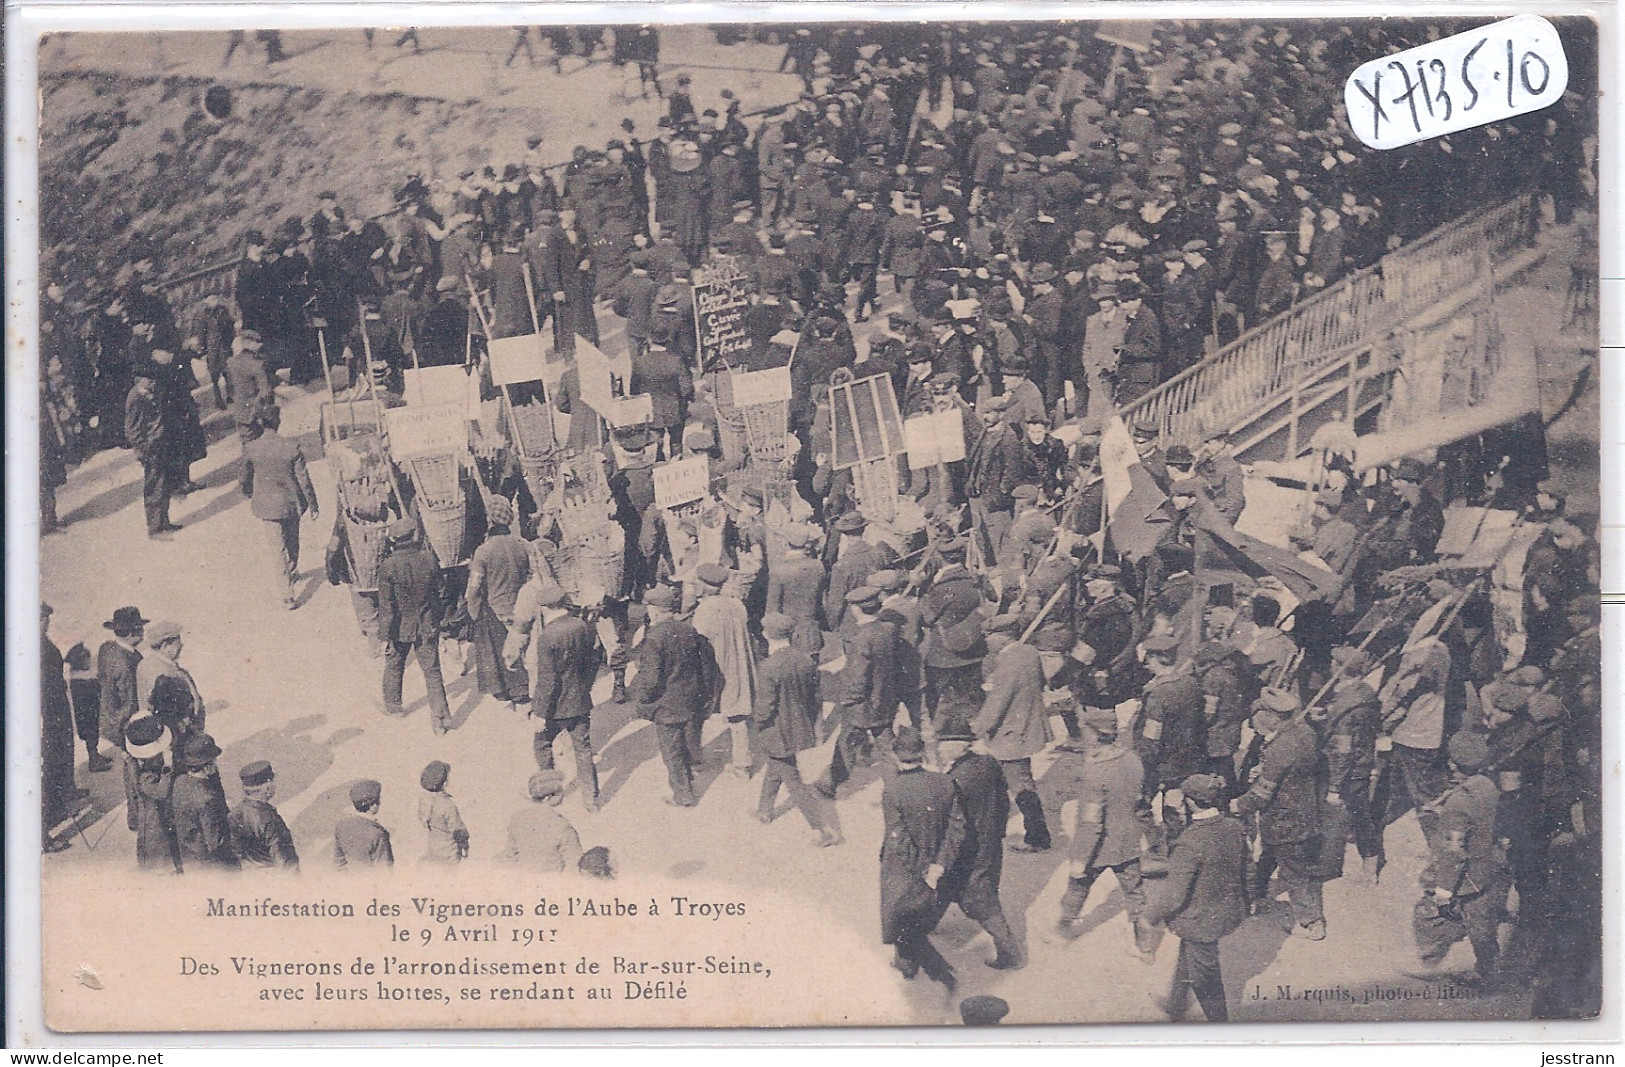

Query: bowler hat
[833,511,868,534]
[892,726,926,762]
[936,724,977,742]
[105,606,150,632]
[175,732,223,770]
[1165,444,1195,467]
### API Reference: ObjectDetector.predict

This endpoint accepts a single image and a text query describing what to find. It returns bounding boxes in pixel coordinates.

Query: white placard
[575,336,624,413]
[402,365,469,408]
[1344,15,1568,150]
[386,403,469,459]
[905,409,968,470]
[653,455,710,509]
[607,393,654,428]
[730,366,792,407]
[487,333,550,386]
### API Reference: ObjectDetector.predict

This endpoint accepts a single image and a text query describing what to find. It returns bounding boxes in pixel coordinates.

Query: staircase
[1123,193,1547,466]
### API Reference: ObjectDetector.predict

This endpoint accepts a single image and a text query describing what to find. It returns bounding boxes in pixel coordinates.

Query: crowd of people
[39,19,1600,1023]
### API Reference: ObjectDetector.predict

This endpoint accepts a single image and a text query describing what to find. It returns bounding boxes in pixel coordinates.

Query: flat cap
[762,612,797,640]
[1142,633,1181,655]
[1447,731,1489,772]
[643,585,680,611]
[833,511,868,533]
[174,732,222,770]
[528,771,565,800]
[868,569,905,593]
[239,760,275,787]
[959,995,1010,1025]
[350,779,383,809]
[891,726,926,762]
[1253,686,1300,716]
[1180,773,1228,808]
[420,760,451,792]
[845,585,882,607]
[695,563,730,588]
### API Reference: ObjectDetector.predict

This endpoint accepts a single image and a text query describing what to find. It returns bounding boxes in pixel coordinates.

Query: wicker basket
[344,515,391,592]
[555,523,626,605]
[420,506,470,568]
[403,453,470,567]
[507,397,557,457]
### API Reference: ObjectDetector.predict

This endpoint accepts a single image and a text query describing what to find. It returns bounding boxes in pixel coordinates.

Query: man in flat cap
[973,613,1052,852]
[823,510,897,633]
[334,780,393,869]
[880,726,966,991]
[824,584,905,793]
[508,581,604,811]
[241,400,318,609]
[766,524,828,658]
[753,613,839,845]
[465,497,532,714]
[1146,774,1249,1021]
[376,517,453,734]
[958,995,1009,1025]
[1235,688,1327,940]
[503,772,584,872]
[229,760,299,870]
[628,585,724,807]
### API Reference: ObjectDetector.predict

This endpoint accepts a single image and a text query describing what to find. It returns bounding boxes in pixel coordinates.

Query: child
[125,717,181,874]
[334,779,393,869]
[419,761,469,863]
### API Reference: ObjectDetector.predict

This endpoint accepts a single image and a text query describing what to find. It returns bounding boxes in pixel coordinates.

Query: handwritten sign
[653,455,710,509]
[386,403,469,459]
[1344,15,1569,150]
[402,365,469,408]
[693,274,755,373]
[730,366,792,407]
[487,333,550,387]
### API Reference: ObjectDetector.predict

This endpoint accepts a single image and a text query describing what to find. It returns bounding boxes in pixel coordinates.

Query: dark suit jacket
[945,750,1008,883]
[628,619,722,725]
[838,618,903,730]
[173,773,240,870]
[1145,813,1250,943]
[532,615,601,722]
[752,646,821,759]
[376,544,443,644]
[97,639,142,746]
[629,343,692,429]
[241,430,316,522]
[921,567,986,669]
[333,814,394,868]
[1234,721,1323,845]
[229,798,300,868]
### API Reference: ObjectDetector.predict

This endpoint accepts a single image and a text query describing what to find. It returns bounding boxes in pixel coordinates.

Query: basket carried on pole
[331,434,400,592]
[547,452,624,604]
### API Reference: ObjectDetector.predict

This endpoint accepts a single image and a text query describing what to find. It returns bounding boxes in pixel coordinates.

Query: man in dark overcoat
[933,725,1023,969]
[627,584,723,807]
[880,727,966,990]
[753,613,838,844]
[376,518,453,733]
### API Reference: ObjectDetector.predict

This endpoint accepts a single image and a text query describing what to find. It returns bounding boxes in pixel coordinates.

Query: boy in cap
[334,780,393,869]
[879,727,966,990]
[753,613,839,846]
[1411,731,1508,985]
[172,732,240,870]
[419,760,469,863]
[503,772,584,872]
[1145,774,1249,1021]
[229,760,299,870]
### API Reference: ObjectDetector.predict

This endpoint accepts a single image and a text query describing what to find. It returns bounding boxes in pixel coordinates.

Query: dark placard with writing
[692,272,755,374]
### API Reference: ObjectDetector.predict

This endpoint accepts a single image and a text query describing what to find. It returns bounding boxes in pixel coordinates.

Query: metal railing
[1122,193,1536,450]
